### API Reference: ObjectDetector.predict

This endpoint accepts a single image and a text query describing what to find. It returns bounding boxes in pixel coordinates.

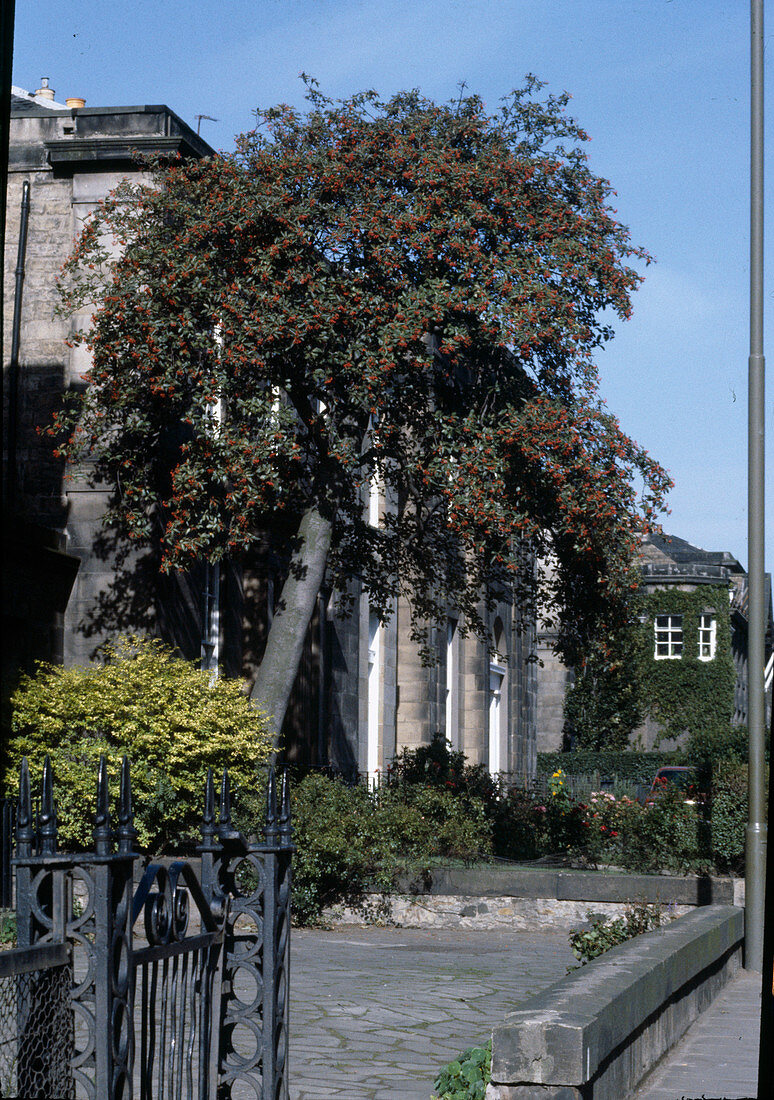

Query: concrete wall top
[491,905,743,1087]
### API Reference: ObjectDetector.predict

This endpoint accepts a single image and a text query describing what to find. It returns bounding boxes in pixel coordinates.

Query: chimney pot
[35,77,55,100]
[66,97,86,109]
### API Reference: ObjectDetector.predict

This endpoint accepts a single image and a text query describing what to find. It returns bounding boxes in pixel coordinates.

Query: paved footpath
[632,969,761,1100]
[289,925,576,1100]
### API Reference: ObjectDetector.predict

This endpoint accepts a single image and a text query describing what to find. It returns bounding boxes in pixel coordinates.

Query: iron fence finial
[17,757,34,856]
[204,768,214,824]
[93,754,111,855]
[279,769,292,847]
[39,755,57,855]
[117,756,137,854]
[265,766,278,845]
[219,768,232,829]
[200,767,218,850]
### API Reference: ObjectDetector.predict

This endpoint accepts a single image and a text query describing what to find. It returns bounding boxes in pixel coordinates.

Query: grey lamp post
[746,0,766,975]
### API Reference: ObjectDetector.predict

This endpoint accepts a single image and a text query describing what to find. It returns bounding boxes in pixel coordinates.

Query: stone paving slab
[289,925,576,1100]
[632,969,761,1100]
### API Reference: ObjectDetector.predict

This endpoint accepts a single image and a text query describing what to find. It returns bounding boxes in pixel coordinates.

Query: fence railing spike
[18,757,31,828]
[93,754,111,854]
[265,766,278,844]
[219,768,232,828]
[203,767,215,824]
[200,767,218,852]
[17,757,34,855]
[40,755,57,854]
[279,769,292,847]
[117,755,136,854]
[118,755,132,821]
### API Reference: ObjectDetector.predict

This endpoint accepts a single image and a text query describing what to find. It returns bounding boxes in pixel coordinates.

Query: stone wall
[488,905,743,1100]
[321,866,736,931]
[322,894,693,931]
[4,102,213,674]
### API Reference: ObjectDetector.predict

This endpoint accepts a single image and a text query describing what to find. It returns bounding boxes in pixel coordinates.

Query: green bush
[690,726,754,764]
[378,785,492,865]
[568,903,664,967]
[291,774,386,925]
[388,732,500,808]
[432,1042,491,1100]
[711,761,749,875]
[614,785,710,875]
[489,787,544,860]
[4,635,274,852]
[567,790,629,869]
[290,773,491,925]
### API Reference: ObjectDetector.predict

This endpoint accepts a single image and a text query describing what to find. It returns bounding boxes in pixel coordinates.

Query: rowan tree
[54,77,671,738]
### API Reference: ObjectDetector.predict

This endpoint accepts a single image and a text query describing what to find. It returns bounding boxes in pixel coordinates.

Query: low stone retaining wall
[486,905,743,1100]
[323,894,695,930]
[323,867,736,931]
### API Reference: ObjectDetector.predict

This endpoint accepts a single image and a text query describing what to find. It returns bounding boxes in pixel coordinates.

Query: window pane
[654,613,683,659]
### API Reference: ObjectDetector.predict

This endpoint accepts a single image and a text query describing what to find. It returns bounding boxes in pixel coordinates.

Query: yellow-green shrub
[4,636,273,851]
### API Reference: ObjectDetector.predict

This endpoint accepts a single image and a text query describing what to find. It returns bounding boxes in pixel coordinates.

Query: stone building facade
[3,84,538,778]
[636,533,772,747]
[3,84,214,680]
[534,533,773,751]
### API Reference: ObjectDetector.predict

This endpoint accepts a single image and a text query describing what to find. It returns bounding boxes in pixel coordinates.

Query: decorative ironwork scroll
[13,755,293,1100]
[215,768,294,1100]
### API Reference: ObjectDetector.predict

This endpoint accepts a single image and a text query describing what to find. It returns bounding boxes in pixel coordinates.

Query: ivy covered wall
[562,583,738,752]
[636,585,736,751]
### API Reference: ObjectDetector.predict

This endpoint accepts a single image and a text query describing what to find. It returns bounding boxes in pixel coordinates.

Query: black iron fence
[0,941,74,1098]
[9,755,293,1100]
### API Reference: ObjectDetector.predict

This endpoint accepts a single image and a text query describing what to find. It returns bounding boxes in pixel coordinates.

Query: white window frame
[367,610,381,786]
[445,618,459,749]
[654,614,683,660]
[698,614,717,662]
[488,661,506,776]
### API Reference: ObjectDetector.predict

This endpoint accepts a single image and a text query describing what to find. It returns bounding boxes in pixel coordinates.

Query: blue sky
[14,0,772,569]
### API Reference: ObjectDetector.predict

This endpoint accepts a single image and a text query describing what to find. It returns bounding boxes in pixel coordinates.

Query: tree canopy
[55,77,671,734]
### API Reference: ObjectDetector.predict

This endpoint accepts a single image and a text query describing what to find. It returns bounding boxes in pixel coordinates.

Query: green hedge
[537,751,681,785]
[291,773,492,924]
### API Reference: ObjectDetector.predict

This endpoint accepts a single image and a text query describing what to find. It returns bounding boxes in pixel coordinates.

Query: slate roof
[638,532,746,591]
[11,85,68,111]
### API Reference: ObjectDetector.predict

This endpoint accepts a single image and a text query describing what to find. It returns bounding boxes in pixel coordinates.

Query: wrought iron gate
[13,755,293,1100]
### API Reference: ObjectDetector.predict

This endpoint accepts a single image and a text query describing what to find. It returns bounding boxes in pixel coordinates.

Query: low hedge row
[291,774,492,924]
[536,750,680,784]
[288,747,752,923]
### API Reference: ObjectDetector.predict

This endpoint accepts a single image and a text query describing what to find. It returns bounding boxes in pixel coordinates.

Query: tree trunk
[250,501,334,742]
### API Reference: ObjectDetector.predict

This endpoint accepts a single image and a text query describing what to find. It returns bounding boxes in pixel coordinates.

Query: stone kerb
[487,905,743,1100]
[323,867,736,931]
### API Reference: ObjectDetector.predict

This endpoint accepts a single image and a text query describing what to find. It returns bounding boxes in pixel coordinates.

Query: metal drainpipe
[6,178,30,516]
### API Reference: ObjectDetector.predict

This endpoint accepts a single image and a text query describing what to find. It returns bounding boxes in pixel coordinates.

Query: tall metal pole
[745,0,766,975]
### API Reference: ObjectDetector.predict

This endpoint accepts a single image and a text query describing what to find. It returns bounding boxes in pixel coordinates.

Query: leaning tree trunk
[249,501,334,743]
